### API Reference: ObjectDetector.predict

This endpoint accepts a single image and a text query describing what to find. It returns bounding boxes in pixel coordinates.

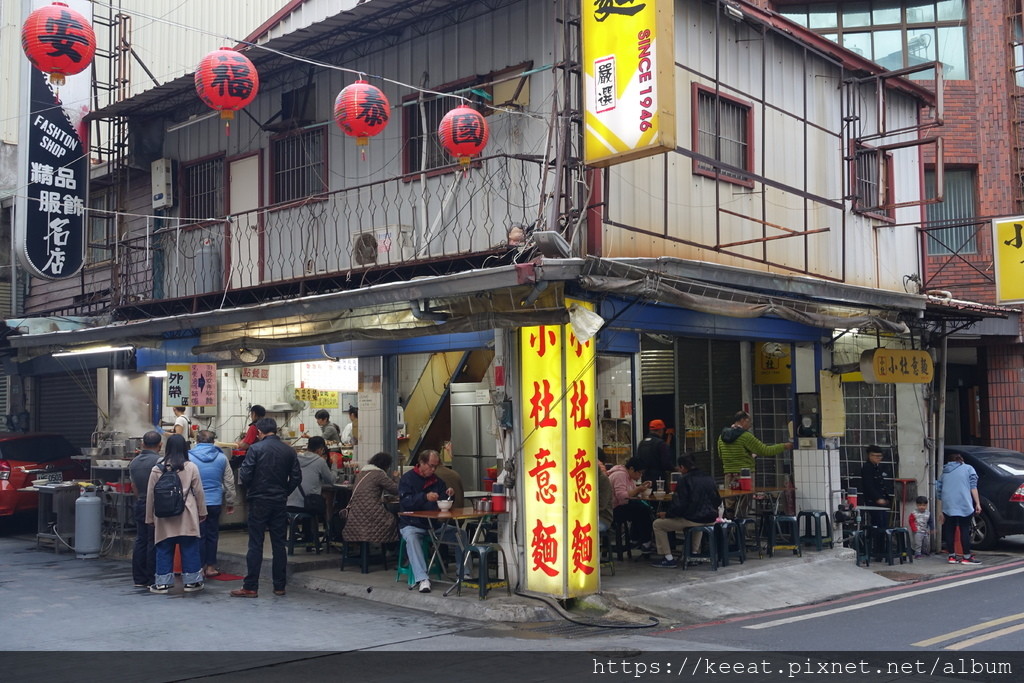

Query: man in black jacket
[859,444,891,552]
[635,419,673,486]
[231,417,301,598]
[128,430,162,588]
[651,454,721,568]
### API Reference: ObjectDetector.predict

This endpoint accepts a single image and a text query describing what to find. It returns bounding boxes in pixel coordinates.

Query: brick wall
[981,345,1024,451]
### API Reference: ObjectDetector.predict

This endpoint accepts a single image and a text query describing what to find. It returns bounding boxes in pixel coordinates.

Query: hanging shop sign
[166,363,218,406]
[15,0,93,280]
[295,388,339,410]
[753,341,792,385]
[992,215,1024,304]
[859,349,933,384]
[519,300,599,599]
[581,0,675,167]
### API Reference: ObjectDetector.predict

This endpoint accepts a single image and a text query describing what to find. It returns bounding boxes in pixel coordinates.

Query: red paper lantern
[334,80,390,146]
[21,2,96,86]
[438,105,489,167]
[194,48,259,121]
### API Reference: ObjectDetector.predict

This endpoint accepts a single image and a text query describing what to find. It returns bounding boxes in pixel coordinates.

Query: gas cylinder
[75,486,103,559]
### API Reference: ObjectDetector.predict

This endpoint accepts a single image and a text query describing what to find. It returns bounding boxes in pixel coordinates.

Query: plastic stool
[883,527,913,565]
[766,514,802,557]
[610,520,633,561]
[797,510,834,551]
[395,536,444,586]
[734,517,762,559]
[459,543,512,599]
[340,541,390,573]
[599,529,616,575]
[287,512,322,555]
[681,525,718,571]
[715,520,745,566]
[850,529,871,566]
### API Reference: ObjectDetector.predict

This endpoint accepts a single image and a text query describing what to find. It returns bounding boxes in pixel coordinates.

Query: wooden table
[399,507,506,596]
[720,486,787,519]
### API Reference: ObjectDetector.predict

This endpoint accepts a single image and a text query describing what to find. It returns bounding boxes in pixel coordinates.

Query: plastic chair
[797,510,834,551]
[286,511,322,555]
[766,514,802,557]
[599,529,616,575]
[734,516,763,559]
[715,520,745,566]
[610,520,632,561]
[681,525,718,571]
[395,536,444,586]
[459,543,511,599]
[850,529,871,566]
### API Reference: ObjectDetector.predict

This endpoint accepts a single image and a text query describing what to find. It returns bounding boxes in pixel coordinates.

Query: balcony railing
[113,154,547,316]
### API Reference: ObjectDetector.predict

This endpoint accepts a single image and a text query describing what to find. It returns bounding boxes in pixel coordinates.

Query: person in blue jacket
[189,429,236,578]
[935,452,982,565]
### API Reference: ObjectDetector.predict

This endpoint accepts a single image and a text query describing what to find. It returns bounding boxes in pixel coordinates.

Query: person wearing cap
[341,405,359,446]
[635,419,673,485]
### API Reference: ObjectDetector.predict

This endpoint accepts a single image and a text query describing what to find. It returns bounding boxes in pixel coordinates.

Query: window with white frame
[693,85,753,186]
[271,126,327,203]
[781,1,969,80]
[181,157,224,219]
[87,189,115,264]
[925,168,977,255]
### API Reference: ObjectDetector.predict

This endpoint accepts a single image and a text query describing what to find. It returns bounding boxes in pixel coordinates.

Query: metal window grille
[182,157,224,219]
[87,190,114,263]
[854,146,883,211]
[838,381,898,491]
[406,97,454,173]
[751,383,795,487]
[272,128,326,203]
[696,91,749,180]
[925,168,977,255]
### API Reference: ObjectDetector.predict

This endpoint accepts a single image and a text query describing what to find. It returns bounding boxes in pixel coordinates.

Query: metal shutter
[35,372,99,449]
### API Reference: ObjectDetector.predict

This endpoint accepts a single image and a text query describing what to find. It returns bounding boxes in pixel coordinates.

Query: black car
[943,446,1024,549]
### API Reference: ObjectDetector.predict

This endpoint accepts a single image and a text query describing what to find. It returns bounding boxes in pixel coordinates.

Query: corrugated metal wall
[35,371,100,448]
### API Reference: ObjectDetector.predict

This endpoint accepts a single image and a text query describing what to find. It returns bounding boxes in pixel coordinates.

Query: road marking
[946,621,1024,650]
[743,566,1024,630]
[913,612,1024,647]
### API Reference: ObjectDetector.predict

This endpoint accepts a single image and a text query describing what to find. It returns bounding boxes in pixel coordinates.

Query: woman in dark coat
[342,451,399,544]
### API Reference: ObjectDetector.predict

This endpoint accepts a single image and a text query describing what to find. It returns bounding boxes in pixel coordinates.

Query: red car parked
[0,433,88,516]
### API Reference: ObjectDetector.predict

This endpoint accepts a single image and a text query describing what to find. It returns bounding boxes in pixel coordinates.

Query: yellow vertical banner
[564,300,599,597]
[582,0,676,167]
[992,216,1024,304]
[520,323,565,596]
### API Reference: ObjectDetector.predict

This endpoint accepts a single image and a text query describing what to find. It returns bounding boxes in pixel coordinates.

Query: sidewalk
[186,529,1018,627]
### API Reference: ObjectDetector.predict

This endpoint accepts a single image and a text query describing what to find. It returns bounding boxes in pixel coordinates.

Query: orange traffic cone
[173,545,182,574]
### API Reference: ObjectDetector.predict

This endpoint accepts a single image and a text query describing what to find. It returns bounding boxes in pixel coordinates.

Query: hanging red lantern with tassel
[194,48,259,134]
[21,2,96,87]
[438,104,489,167]
[334,80,390,148]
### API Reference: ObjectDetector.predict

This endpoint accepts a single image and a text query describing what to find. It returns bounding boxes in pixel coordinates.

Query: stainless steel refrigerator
[450,382,497,490]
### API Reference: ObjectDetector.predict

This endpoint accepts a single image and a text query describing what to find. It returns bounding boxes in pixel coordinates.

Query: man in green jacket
[718,411,792,515]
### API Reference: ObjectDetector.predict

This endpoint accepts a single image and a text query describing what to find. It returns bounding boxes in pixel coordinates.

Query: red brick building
[755,0,1024,449]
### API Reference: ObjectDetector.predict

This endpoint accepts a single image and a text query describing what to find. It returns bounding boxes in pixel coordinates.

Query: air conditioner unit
[194,405,217,418]
[151,158,174,209]
[350,225,413,267]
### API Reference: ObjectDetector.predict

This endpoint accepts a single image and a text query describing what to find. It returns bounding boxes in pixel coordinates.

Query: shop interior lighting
[53,345,135,357]
[146,370,169,378]
[723,2,744,21]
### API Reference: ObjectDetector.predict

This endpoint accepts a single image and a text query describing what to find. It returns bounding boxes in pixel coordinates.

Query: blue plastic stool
[766,514,802,557]
[287,512,322,555]
[883,527,913,565]
[395,536,444,586]
[459,543,511,599]
[681,525,718,571]
[715,520,745,566]
[340,541,391,574]
[797,510,834,551]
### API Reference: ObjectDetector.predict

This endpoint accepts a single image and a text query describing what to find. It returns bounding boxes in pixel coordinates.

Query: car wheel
[972,511,997,550]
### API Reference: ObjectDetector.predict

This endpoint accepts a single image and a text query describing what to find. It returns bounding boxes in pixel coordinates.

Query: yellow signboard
[992,216,1024,304]
[520,299,599,599]
[582,0,676,167]
[753,342,792,385]
[859,349,933,384]
[166,363,217,406]
[295,388,339,410]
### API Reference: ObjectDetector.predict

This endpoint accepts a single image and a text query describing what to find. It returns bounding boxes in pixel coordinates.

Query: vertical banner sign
[15,0,93,279]
[166,364,191,407]
[564,300,599,597]
[190,363,217,406]
[582,0,675,167]
[520,300,599,599]
[992,216,1024,304]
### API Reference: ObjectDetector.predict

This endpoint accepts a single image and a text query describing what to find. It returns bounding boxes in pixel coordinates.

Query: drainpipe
[409,299,448,322]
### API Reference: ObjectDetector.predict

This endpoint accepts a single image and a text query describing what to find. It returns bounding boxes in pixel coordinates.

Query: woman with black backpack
[145,434,207,594]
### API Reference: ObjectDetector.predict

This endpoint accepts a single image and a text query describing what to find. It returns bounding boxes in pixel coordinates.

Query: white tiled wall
[597,355,634,420]
[793,448,842,515]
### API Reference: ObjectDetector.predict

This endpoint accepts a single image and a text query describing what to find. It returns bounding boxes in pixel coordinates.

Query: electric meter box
[151,158,174,209]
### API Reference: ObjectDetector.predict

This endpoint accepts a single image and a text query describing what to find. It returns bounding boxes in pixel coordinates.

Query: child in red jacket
[908,496,933,558]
